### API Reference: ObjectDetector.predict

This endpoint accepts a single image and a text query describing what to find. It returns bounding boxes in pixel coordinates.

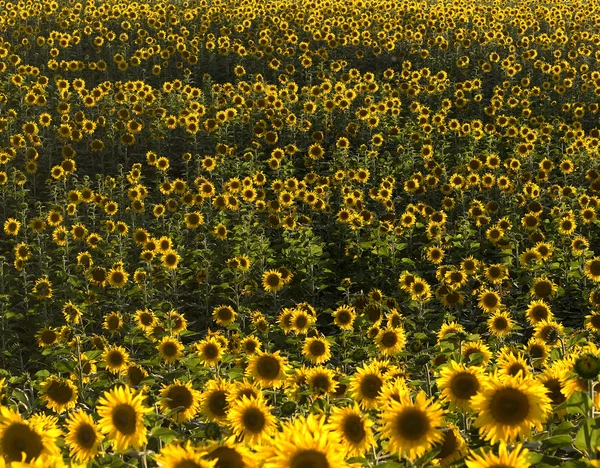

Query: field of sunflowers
[4,0,600,466]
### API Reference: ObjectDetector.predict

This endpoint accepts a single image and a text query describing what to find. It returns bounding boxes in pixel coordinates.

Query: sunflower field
[4,0,600,466]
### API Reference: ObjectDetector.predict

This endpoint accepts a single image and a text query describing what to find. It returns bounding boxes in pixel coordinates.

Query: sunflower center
[311,374,332,392]
[493,317,508,330]
[590,261,600,276]
[203,344,219,360]
[342,414,366,444]
[489,388,530,425]
[534,281,552,298]
[450,372,480,400]
[290,449,329,468]
[592,316,600,329]
[76,424,98,448]
[266,274,281,287]
[174,461,204,468]
[394,408,430,441]
[107,351,125,367]
[112,404,137,435]
[161,342,178,357]
[206,446,244,468]
[436,429,457,459]
[41,330,57,344]
[307,341,325,357]
[208,391,228,417]
[46,380,73,403]
[482,293,499,308]
[507,363,527,377]
[381,331,398,347]
[359,374,383,399]
[167,386,193,410]
[128,367,145,386]
[257,356,281,380]
[241,407,266,433]
[2,423,44,462]
[530,306,549,321]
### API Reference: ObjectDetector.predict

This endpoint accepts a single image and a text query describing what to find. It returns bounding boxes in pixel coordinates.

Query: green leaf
[150,426,178,444]
[574,417,600,453]
[552,421,576,435]
[567,392,594,415]
[542,434,573,450]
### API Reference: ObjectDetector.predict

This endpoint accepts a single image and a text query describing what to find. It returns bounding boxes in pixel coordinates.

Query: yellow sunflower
[227,395,276,445]
[65,409,104,464]
[433,425,468,467]
[200,379,231,422]
[96,385,151,452]
[157,336,184,364]
[466,443,530,468]
[260,414,347,468]
[262,269,284,293]
[155,442,216,468]
[40,375,78,413]
[375,326,407,355]
[471,373,552,444]
[0,406,61,463]
[328,404,376,458]
[437,360,485,411]
[349,362,388,410]
[302,336,331,364]
[379,390,445,462]
[195,336,225,366]
[247,351,288,389]
[158,380,201,423]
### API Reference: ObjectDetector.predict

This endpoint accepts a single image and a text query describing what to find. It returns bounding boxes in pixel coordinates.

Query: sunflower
[227,395,276,445]
[437,321,465,342]
[61,301,82,325]
[409,278,432,302]
[127,365,148,387]
[305,366,339,396]
[289,309,315,335]
[158,380,201,423]
[478,289,501,312]
[97,385,151,452]
[107,267,128,288]
[212,305,237,327]
[203,437,255,467]
[525,300,553,325]
[471,373,552,444]
[377,379,410,408]
[103,345,130,374]
[260,414,347,468]
[33,277,52,300]
[302,337,331,364]
[227,379,262,405]
[585,313,600,334]
[134,308,157,332]
[103,311,123,334]
[437,361,485,411]
[0,406,61,463]
[534,320,564,345]
[375,327,407,355]
[40,376,78,413]
[247,351,288,389]
[65,409,103,464]
[240,336,262,355]
[349,362,387,410]
[36,327,59,348]
[530,277,558,300]
[379,390,445,462]
[462,340,493,366]
[585,258,600,282]
[155,442,215,468]
[200,379,231,422]
[196,336,224,366]
[329,404,375,458]
[497,352,530,378]
[157,336,184,364]
[526,338,550,368]
[433,425,468,467]
[262,269,284,293]
[466,443,530,468]
[487,311,513,337]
